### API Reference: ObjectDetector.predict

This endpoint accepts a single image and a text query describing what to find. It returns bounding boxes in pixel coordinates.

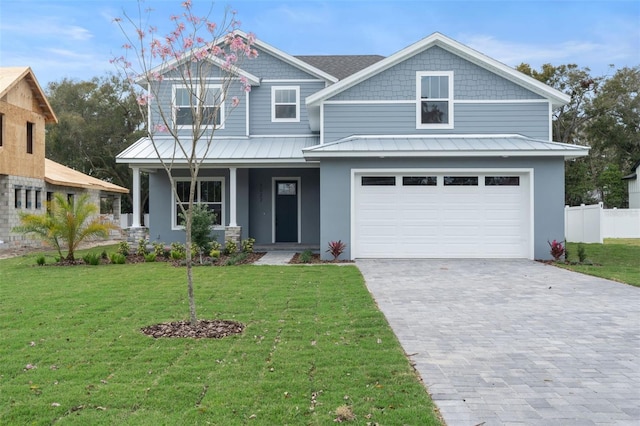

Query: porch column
[229,166,237,226]
[131,166,141,228]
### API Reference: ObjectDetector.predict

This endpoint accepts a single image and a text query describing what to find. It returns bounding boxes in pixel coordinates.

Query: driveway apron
[357,259,639,426]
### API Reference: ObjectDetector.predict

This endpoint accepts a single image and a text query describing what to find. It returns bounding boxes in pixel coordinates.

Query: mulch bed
[44,252,265,266]
[289,253,354,264]
[141,319,245,339]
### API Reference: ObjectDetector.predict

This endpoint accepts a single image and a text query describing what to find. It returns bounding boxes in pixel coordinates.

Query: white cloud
[3,18,93,41]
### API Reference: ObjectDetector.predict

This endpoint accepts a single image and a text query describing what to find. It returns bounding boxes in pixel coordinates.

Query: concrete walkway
[253,251,295,265]
[357,259,640,426]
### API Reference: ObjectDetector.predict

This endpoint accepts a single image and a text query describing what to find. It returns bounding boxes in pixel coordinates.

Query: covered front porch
[117,135,322,247]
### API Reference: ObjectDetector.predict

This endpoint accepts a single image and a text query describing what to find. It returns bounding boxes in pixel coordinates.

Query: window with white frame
[417,71,453,128]
[173,178,224,228]
[271,86,300,122]
[173,84,224,129]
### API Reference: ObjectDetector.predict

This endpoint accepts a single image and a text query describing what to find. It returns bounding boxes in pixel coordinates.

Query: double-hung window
[417,71,453,129]
[173,84,224,129]
[271,86,300,122]
[173,178,224,229]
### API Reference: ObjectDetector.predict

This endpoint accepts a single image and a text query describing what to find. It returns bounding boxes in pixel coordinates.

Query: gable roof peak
[0,66,57,123]
[306,32,570,109]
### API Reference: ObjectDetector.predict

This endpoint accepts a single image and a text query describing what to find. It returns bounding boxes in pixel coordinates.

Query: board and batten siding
[249,81,325,135]
[323,101,550,141]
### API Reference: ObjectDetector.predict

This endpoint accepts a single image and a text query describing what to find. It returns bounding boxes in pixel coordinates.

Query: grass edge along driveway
[0,254,443,425]
[558,239,640,287]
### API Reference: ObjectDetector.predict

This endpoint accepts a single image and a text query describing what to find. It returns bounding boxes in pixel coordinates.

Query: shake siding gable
[329,46,543,102]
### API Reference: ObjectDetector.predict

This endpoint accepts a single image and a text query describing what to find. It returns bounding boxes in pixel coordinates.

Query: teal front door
[275,180,298,242]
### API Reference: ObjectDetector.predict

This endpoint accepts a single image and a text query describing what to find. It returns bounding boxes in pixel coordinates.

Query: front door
[275,180,298,242]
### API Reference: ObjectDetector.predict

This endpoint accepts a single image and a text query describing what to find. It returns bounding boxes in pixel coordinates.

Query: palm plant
[14,193,114,261]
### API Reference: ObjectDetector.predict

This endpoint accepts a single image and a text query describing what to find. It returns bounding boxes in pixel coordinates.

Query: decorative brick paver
[357,259,640,426]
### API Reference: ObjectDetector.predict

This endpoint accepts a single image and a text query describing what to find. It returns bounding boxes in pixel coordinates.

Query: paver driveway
[357,259,639,426]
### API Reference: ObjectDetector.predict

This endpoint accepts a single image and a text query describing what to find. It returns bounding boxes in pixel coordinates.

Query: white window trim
[171,177,226,230]
[172,84,225,130]
[271,86,300,123]
[416,71,454,129]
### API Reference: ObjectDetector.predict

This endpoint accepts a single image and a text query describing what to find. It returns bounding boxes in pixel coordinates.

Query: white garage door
[353,172,531,258]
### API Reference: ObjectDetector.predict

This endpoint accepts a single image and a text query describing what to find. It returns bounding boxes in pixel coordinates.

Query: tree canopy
[517,63,639,207]
[45,74,146,211]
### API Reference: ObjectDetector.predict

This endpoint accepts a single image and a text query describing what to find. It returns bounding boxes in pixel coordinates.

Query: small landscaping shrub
[225,252,247,266]
[100,249,108,260]
[109,253,126,264]
[144,253,157,262]
[170,242,186,259]
[299,249,313,263]
[152,242,166,258]
[136,238,149,256]
[223,239,238,256]
[577,243,587,263]
[210,241,221,251]
[35,254,46,266]
[548,239,565,261]
[117,241,130,256]
[326,240,346,261]
[209,249,220,259]
[241,237,255,253]
[170,249,185,260]
[82,252,101,266]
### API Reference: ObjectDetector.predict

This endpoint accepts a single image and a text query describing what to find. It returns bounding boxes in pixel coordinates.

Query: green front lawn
[0,251,441,425]
[559,239,640,287]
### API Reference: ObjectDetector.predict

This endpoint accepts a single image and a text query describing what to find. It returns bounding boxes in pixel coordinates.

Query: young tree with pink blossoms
[112,0,257,326]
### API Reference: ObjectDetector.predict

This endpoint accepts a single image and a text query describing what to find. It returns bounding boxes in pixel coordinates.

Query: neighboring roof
[0,67,57,123]
[295,55,385,80]
[45,159,129,194]
[302,134,590,160]
[622,160,640,180]
[116,136,320,165]
[306,32,571,109]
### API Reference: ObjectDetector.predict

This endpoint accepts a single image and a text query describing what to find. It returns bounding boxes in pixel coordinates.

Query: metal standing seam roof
[302,135,590,159]
[116,136,321,164]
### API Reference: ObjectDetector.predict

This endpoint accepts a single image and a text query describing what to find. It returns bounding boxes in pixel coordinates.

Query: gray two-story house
[116,32,588,260]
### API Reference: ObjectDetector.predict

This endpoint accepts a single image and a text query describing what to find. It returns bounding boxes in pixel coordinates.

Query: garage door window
[444,176,478,186]
[362,176,396,186]
[403,176,437,186]
[485,176,520,186]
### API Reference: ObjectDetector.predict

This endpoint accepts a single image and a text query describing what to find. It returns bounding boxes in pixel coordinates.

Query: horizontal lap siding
[250,81,325,135]
[323,102,549,141]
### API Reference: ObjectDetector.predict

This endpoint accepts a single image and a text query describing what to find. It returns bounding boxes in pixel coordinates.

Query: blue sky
[1,0,638,88]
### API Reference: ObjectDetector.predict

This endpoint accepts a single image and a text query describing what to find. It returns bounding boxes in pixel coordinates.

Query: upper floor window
[172,178,224,229]
[173,84,224,129]
[26,122,34,153]
[271,86,300,122]
[417,71,453,129]
[0,113,4,147]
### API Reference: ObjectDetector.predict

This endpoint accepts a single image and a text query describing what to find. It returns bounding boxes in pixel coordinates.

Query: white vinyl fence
[565,203,640,243]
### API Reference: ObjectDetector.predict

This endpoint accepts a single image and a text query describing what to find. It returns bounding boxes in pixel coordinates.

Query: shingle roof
[295,55,385,80]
